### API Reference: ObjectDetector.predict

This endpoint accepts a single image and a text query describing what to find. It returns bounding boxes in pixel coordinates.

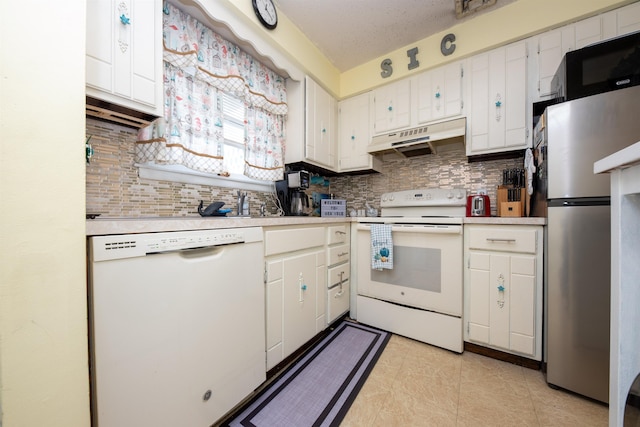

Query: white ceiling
[273,0,519,71]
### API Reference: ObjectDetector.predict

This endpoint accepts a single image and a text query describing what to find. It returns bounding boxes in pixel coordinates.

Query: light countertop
[86,215,546,236]
[594,140,640,173]
[85,216,352,236]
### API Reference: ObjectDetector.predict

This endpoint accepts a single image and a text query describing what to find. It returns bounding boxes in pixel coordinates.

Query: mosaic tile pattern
[331,151,523,216]
[86,118,523,217]
[86,119,275,218]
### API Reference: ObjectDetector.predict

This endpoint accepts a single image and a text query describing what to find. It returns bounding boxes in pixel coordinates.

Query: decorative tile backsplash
[86,118,523,217]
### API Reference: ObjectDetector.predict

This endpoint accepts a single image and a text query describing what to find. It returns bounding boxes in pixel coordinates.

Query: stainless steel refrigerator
[533,85,640,403]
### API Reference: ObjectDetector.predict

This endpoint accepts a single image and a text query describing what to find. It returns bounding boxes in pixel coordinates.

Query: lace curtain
[136,2,287,180]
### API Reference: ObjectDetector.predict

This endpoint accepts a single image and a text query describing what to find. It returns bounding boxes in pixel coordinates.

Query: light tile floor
[341,334,608,427]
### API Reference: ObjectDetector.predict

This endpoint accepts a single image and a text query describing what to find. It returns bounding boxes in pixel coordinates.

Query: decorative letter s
[380,59,393,78]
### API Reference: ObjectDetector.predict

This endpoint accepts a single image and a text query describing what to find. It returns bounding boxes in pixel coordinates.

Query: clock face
[253,0,278,30]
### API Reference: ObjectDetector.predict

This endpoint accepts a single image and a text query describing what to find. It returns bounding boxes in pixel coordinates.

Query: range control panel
[380,188,467,208]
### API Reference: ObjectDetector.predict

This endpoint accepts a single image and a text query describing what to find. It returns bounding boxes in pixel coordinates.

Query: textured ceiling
[273,0,518,71]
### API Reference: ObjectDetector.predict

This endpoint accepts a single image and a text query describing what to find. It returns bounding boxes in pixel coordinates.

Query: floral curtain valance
[136,62,225,174]
[137,2,288,181]
[162,2,288,116]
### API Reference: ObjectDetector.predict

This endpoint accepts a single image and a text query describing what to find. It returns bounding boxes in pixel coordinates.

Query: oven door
[356,223,462,317]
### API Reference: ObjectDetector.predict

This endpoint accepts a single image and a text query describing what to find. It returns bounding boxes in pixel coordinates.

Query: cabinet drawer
[468,227,537,254]
[328,243,350,266]
[265,227,325,256]
[328,280,350,324]
[327,225,349,245]
[328,262,350,288]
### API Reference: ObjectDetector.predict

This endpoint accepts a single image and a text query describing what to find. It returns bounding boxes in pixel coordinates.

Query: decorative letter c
[440,33,456,56]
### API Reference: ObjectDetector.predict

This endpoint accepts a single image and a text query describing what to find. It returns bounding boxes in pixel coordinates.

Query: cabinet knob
[301,284,307,291]
[351,135,355,140]
[388,106,393,111]
[497,274,505,308]
[120,14,131,25]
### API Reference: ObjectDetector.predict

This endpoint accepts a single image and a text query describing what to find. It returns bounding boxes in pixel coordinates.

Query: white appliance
[355,188,466,352]
[88,227,265,427]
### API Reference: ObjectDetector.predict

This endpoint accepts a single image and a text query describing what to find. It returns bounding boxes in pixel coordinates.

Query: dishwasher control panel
[90,227,264,261]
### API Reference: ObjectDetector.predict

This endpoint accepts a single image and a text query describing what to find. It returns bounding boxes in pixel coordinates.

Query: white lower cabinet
[264,224,352,371]
[464,224,543,360]
[264,226,326,370]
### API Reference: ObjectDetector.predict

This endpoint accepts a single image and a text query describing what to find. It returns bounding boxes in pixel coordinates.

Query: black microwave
[552,31,640,101]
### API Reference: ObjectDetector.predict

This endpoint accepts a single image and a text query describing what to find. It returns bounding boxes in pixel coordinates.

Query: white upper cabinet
[338,92,382,173]
[86,0,163,117]
[534,28,574,100]
[372,78,411,134]
[616,1,640,34]
[531,2,640,102]
[416,61,463,124]
[467,42,529,156]
[305,76,337,170]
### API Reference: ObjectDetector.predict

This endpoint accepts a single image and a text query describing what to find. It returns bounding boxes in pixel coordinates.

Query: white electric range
[355,188,467,353]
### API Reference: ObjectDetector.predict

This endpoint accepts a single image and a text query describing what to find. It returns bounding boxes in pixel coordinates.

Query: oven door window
[371,246,441,293]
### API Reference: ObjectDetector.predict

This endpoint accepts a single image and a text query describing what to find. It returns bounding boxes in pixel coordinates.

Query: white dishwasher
[88,227,265,427]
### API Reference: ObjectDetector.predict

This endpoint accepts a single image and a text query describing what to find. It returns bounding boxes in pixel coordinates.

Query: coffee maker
[276,171,310,216]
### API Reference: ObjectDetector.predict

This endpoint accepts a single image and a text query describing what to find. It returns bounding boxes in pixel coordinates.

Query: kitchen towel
[371,224,393,270]
[525,147,536,195]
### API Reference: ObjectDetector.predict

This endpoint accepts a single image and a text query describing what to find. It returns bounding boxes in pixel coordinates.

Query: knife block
[497,186,526,217]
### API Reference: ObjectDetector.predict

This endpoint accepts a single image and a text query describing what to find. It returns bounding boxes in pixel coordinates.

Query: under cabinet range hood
[368,117,466,158]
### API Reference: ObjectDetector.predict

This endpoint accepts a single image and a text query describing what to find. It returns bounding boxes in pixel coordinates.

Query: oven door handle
[356,224,462,234]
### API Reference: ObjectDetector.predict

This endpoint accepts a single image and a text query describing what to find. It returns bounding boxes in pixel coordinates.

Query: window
[221,92,247,175]
[137,92,275,192]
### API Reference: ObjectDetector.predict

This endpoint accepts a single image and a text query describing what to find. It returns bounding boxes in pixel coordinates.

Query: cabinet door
[509,255,536,356]
[338,92,374,171]
[617,1,640,35]
[574,16,603,49]
[536,28,573,100]
[373,79,411,134]
[488,254,511,350]
[417,62,462,124]
[467,251,536,356]
[86,0,162,115]
[467,42,528,155]
[305,77,336,169]
[282,252,318,358]
[467,252,491,345]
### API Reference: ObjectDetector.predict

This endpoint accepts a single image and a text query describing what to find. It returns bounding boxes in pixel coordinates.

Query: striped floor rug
[224,321,390,427]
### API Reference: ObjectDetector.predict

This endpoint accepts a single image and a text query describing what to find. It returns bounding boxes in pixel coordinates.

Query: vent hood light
[367,117,466,158]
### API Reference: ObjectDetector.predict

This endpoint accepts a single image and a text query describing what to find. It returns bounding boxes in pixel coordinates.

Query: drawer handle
[486,238,516,243]
[335,230,347,235]
[335,280,344,297]
[338,252,349,257]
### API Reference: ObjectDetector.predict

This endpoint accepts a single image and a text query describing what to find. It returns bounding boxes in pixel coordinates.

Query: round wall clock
[252,0,278,30]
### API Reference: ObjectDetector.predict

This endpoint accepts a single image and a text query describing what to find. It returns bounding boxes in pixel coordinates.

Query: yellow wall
[0,0,90,426]
[340,0,636,97]
[217,0,341,95]
[225,0,635,98]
